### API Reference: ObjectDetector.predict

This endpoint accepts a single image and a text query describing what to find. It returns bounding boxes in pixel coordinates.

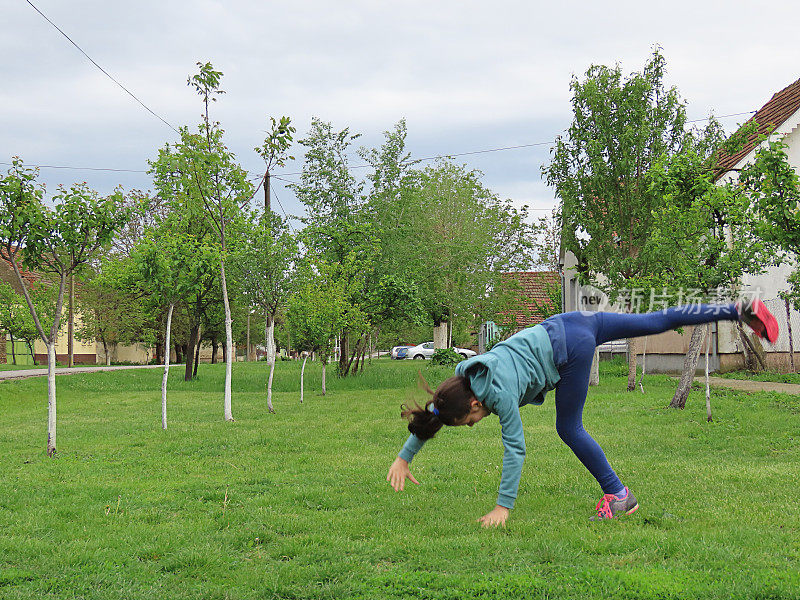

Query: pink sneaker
[737,298,779,344]
[590,488,639,521]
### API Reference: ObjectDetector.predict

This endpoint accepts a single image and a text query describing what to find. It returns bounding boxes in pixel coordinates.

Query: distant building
[0,256,149,365]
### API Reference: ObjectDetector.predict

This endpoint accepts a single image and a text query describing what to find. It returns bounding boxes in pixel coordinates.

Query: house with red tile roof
[501,271,560,328]
[560,76,800,373]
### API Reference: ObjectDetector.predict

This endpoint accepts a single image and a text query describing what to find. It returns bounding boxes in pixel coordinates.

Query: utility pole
[264,172,271,213]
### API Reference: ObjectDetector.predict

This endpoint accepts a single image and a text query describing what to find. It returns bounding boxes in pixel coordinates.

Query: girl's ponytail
[401,401,444,440]
[401,372,475,440]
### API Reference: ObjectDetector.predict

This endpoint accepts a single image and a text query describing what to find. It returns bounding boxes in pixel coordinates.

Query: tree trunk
[433,322,448,349]
[343,337,361,377]
[246,312,251,363]
[104,339,111,366]
[267,357,276,414]
[589,347,599,386]
[446,318,453,349]
[184,324,200,381]
[786,299,795,372]
[636,336,647,393]
[321,357,327,395]
[68,274,74,368]
[300,355,307,403]
[46,342,57,457]
[10,333,16,365]
[193,338,200,378]
[670,324,706,409]
[338,332,349,377]
[26,340,35,365]
[704,323,713,422]
[265,312,275,413]
[626,337,638,391]
[174,342,183,366]
[219,259,234,421]
[737,322,766,371]
[155,334,163,367]
[162,303,174,431]
[211,337,218,364]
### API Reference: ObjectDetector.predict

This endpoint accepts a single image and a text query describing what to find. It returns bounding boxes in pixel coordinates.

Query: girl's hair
[400,373,475,440]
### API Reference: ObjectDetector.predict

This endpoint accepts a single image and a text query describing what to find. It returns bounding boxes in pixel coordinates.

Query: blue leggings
[554,305,739,494]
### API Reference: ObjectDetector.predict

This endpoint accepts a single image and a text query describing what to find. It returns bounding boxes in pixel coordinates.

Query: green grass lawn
[0,358,798,599]
[718,369,800,385]
[0,364,46,371]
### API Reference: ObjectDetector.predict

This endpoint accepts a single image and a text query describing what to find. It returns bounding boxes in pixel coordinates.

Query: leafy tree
[543,49,689,391]
[255,116,295,213]
[186,61,253,421]
[132,229,218,429]
[291,118,371,376]
[403,161,535,347]
[642,121,774,407]
[74,260,148,366]
[148,63,252,421]
[0,159,127,455]
[740,135,800,293]
[230,212,297,412]
[287,259,348,396]
[360,120,427,350]
[292,118,363,227]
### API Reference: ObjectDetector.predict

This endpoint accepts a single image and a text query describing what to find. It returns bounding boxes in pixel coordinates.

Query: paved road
[0,364,171,381]
[695,376,800,395]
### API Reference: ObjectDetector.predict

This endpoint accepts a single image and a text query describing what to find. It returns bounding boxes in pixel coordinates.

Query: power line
[24,0,179,135]
[687,110,756,123]
[3,110,759,177]
[271,110,758,179]
[0,160,146,173]
[271,186,291,222]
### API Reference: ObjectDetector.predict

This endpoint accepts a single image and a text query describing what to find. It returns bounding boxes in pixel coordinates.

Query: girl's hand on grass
[387,457,419,491]
[477,505,509,528]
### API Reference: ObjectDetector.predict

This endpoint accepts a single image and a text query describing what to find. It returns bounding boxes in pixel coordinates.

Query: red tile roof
[501,271,560,328]
[716,76,800,179]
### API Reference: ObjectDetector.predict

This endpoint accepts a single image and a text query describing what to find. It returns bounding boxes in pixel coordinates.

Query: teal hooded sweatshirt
[398,324,561,509]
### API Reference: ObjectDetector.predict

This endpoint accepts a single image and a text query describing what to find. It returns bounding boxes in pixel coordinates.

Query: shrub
[431,348,464,366]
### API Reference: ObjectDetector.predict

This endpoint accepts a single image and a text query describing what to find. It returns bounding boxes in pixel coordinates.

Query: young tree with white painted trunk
[230,212,297,412]
[0,159,127,455]
[157,62,252,420]
[133,229,217,429]
[287,260,347,397]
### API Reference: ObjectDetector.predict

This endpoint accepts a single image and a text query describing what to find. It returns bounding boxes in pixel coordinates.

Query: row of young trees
[544,49,800,409]
[1,62,542,455]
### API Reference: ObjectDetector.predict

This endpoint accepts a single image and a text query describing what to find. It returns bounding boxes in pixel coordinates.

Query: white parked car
[405,342,477,360]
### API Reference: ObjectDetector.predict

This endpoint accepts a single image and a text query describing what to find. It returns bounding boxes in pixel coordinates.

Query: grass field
[0,358,798,599]
[718,369,800,385]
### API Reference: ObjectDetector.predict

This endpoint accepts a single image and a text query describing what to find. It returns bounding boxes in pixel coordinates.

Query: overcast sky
[3,0,800,222]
